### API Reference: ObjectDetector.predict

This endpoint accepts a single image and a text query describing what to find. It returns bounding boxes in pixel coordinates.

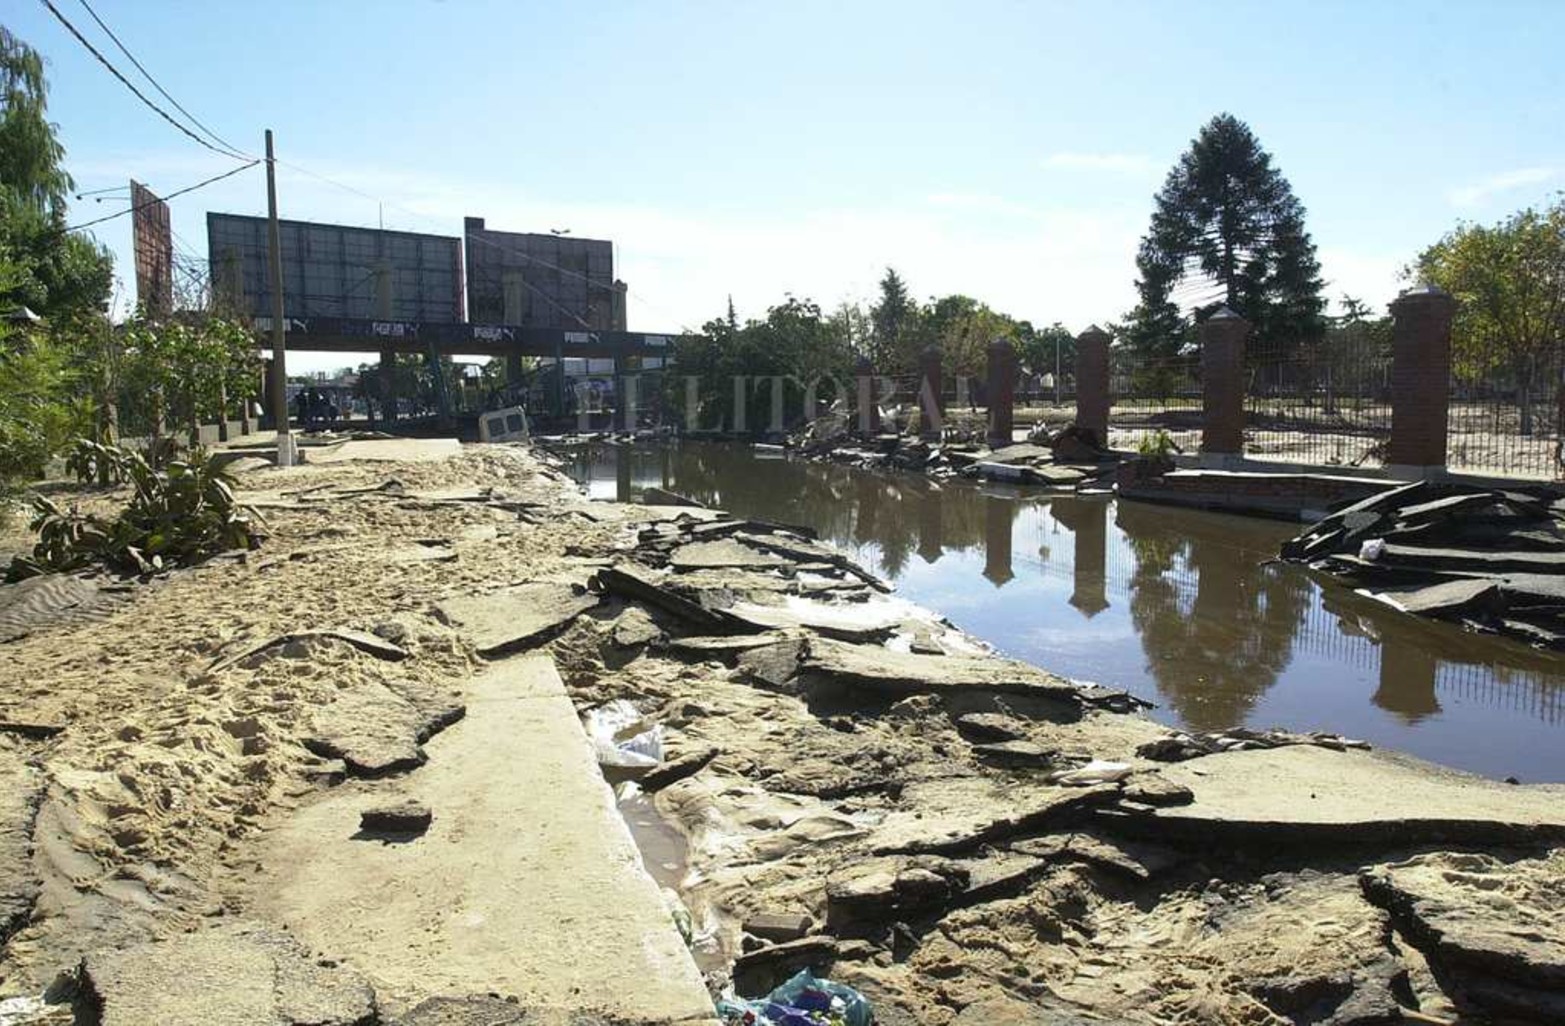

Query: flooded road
[564,441,1565,782]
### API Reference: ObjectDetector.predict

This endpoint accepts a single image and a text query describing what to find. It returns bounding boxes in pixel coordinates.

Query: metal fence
[1108,350,1202,454]
[1448,352,1564,480]
[1243,338,1392,470]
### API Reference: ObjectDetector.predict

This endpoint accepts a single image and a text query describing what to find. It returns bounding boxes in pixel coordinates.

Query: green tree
[869,268,916,373]
[1129,113,1325,359]
[1,26,71,215]
[1414,199,1565,436]
[119,314,258,458]
[675,295,853,433]
[1017,322,1075,381]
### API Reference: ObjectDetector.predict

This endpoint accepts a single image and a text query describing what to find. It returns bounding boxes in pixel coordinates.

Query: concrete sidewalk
[255,656,715,1023]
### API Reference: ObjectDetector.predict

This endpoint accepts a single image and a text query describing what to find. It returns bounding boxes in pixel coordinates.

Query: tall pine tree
[869,268,915,372]
[1128,114,1324,359]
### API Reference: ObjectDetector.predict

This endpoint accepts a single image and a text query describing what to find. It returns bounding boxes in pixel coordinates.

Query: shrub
[6,445,262,580]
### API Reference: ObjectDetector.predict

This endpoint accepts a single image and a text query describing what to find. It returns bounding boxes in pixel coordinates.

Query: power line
[37,0,251,161]
[67,160,260,232]
[74,0,252,159]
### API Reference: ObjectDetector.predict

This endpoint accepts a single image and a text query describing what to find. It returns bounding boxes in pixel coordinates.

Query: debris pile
[1280,480,1565,647]
[545,474,1565,1024]
[785,421,1119,492]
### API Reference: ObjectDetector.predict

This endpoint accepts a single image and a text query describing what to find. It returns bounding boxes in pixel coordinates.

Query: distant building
[464,217,627,331]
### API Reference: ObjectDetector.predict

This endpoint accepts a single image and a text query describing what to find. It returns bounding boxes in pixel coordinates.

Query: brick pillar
[919,344,944,440]
[855,355,880,436]
[986,337,1017,448]
[1200,307,1248,463]
[982,494,1015,586]
[1388,285,1456,477]
[1075,325,1110,443]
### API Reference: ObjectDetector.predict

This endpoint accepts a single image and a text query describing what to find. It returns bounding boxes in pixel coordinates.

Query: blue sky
[13,0,1565,371]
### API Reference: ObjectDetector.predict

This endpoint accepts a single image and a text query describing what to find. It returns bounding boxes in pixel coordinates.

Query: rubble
[434,580,599,657]
[1361,850,1565,1021]
[9,439,1565,1024]
[358,800,433,836]
[784,418,1122,494]
[1282,480,1565,647]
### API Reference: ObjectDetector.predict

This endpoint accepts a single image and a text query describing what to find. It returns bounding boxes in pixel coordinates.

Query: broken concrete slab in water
[1282,479,1565,647]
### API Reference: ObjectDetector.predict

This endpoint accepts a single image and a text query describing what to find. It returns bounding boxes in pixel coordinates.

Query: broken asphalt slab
[801,637,1090,706]
[0,742,44,947]
[435,581,599,657]
[1116,745,1565,848]
[1360,850,1565,1020]
[304,680,464,778]
[79,921,377,1026]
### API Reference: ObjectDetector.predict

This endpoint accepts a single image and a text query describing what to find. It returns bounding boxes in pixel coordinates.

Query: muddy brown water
[564,440,1565,783]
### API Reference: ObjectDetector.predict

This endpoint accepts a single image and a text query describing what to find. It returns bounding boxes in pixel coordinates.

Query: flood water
[564,440,1565,783]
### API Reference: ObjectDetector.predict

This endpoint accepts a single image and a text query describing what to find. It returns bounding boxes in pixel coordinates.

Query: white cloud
[1039,152,1159,175]
[1446,166,1557,208]
[1315,247,1406,315]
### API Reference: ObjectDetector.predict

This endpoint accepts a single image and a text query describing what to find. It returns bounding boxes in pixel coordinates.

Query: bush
[1137,430,1178,458]
[64,438,132,485]
[6,445,262,580]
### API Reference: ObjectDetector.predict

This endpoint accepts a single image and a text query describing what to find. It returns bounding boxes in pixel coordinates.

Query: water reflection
[563,441,1565,781]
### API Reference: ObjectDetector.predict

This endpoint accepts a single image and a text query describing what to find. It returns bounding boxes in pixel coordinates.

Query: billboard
[207,213,464,323]
[464,217,625,331]
[131,180,173,317]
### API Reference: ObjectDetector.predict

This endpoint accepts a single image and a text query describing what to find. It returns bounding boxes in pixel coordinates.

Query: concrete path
[255,657,715,1023]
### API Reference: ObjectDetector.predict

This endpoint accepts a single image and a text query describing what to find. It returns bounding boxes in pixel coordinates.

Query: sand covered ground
[1,440,1563,1025]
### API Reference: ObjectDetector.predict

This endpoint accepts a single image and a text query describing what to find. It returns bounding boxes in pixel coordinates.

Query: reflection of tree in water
[1116,501,1311,732]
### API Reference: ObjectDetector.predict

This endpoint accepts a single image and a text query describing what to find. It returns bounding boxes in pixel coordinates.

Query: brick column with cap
[986,337,1017,448]
[1075,325,1110,443]
[855,355,880,436]
[1388,285,1457,477]
[1200,306,1249,461]
[919,344,944,439]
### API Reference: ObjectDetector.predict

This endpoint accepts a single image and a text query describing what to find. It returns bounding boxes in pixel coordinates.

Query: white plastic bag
[1358,538,1386,562]
[1051,759,1132,786]
[585,699,664,770]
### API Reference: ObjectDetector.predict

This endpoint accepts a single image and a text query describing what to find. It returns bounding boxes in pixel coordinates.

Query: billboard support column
[502,271,525,395]
[264,129,296,466]
[375,262,398,425]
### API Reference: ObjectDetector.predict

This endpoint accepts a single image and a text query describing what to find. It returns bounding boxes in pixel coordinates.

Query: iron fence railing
[1243,339,1392,469]
[1448,352,1564,480]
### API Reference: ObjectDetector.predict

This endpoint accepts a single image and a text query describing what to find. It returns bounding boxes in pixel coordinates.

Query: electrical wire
[36,0,251,161]
[67,160,260,232]
[73,0,252,160]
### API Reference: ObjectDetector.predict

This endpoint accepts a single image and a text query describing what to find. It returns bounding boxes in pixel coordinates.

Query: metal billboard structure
[206,213,465,323]
[463,217,626,331]
[130,180,173,318]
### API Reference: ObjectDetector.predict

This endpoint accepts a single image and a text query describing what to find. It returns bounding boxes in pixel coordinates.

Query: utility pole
[1054,335,1062,406]
[265,129,296,466]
